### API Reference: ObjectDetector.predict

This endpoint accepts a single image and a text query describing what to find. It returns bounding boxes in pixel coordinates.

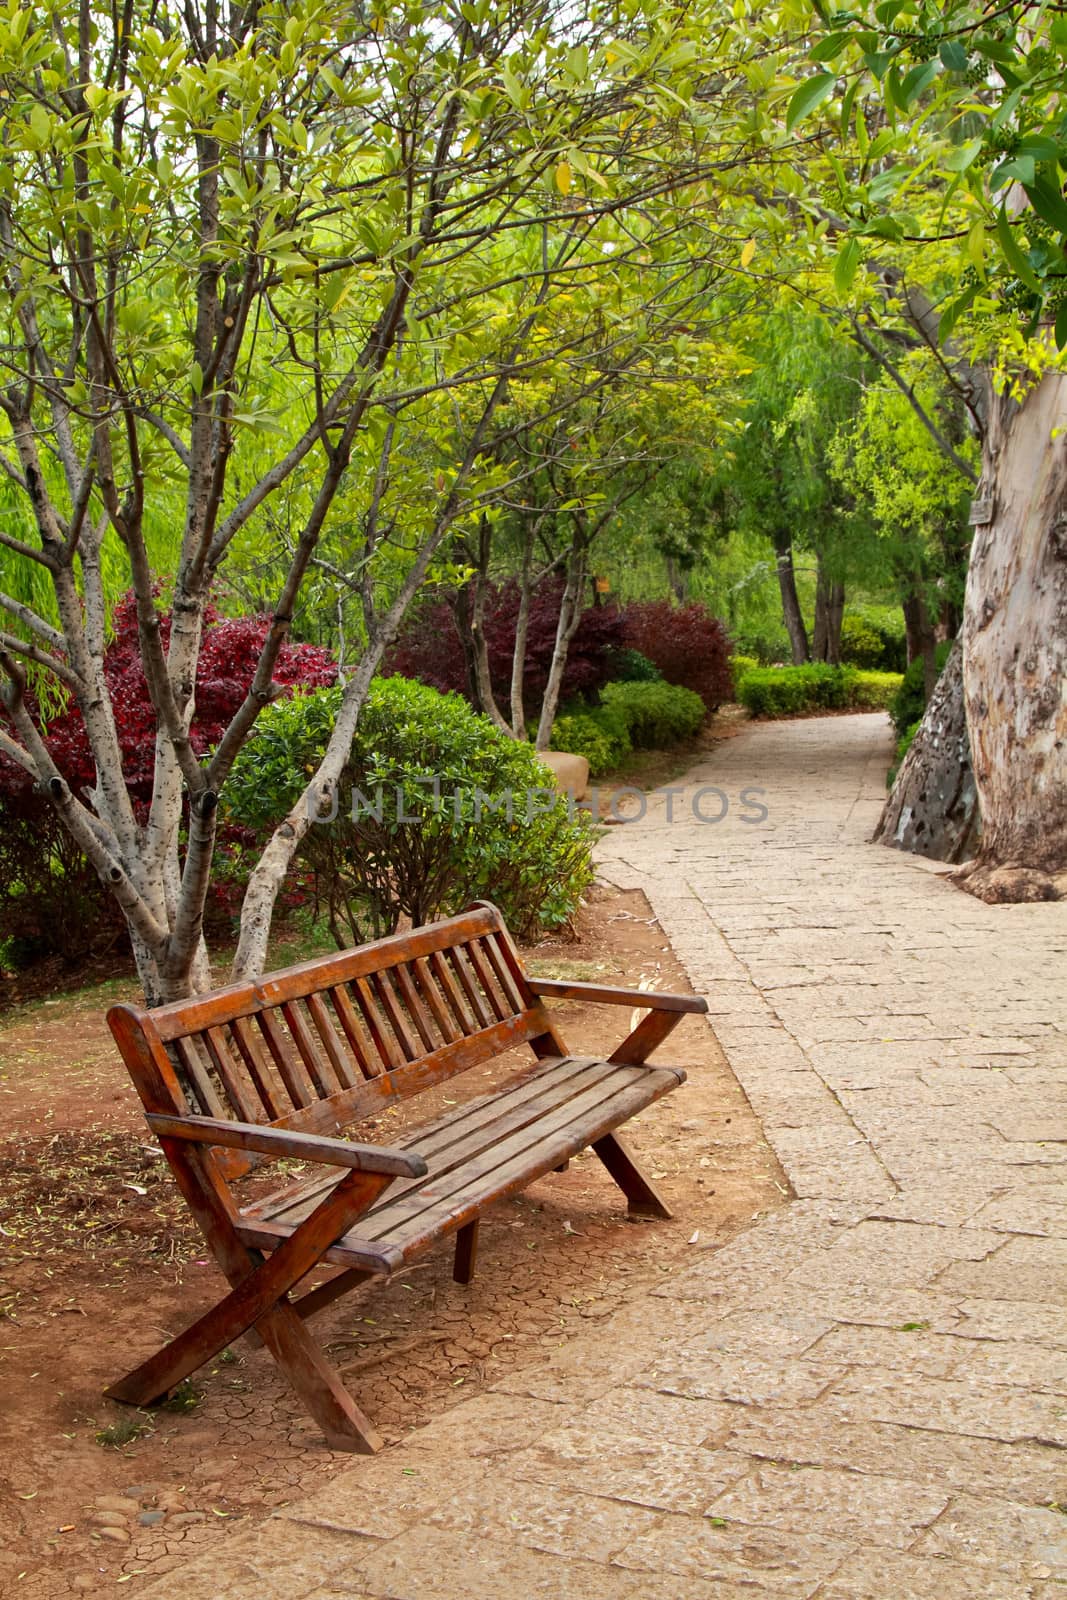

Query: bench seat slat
[241,1057,600,1227]
[237,1057,683,1273]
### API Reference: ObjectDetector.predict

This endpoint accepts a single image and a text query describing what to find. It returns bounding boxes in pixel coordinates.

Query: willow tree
[0,0,750,1001]
[778,0,1067,899]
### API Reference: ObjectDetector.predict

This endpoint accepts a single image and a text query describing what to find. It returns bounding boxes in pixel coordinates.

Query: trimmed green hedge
[551,680,705,776]
[736,664,903,718]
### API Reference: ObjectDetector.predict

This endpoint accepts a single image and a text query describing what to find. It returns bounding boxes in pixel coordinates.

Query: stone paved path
[145,713,1067,1600]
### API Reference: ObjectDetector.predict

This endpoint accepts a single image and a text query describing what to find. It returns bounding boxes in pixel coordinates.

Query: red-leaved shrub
[0,594,337,966]
[621,600,733,710]
[383,577,625,711]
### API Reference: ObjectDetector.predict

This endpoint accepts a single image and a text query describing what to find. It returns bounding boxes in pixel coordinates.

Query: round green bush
[600,680,705,747]
[225,677,597,944]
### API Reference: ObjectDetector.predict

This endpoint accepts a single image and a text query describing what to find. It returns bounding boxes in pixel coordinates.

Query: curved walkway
[147,714,1067,1600]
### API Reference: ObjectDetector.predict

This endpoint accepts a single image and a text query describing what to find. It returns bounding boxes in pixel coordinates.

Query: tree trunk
[812,564,829,662]
[773,535,808,663]
[534,538,587,751]
[827,582,844,664]
[955,367,1067,902]
[874,639,979,864]
[509,522,535,741]
[666,554,687,603]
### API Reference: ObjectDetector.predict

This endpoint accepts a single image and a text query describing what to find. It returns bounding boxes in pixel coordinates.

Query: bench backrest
[108,904,555,1180]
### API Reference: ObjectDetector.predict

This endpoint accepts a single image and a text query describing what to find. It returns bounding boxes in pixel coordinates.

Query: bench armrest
[528,979,708,1015]
[146,1113,428,1179]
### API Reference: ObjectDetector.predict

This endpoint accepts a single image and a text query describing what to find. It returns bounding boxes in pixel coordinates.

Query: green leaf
[785,73,836,132]
[833,237,862,294]
[863,51,892,81]
[1055,300,1067,350]
[939,41,969,73]
[1023,178,1067,234]
[996,206,1041,291]
[939,285,978,344]
[943,138,982,173]
[1016,135,1063,163]
[900,59,939,105]
[28,102,50,146]
[809,33,849,62]
[991,155,1036,187]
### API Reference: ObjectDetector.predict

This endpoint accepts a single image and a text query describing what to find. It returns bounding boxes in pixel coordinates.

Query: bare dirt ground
[0,718,789,1597]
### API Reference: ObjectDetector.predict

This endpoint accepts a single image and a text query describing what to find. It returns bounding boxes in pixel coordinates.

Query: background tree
[0,0,759,1001]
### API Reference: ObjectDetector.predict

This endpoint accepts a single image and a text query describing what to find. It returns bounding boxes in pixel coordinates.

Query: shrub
[839,616,885,669]
[730,623,793,664]
[730,654,759,696]
[850,670,904,710]
[620,600,733,709]
[889,641,954,736]
[549,712,624,776]
[603,647,663,683]
[842,606,907,672]
[383,578,625,710]
[550,682,704,774]
[888,717,921,788]
[736,664,903,718]
[600,681,705,747]
[0,594,336,966]
[226,677,597,944]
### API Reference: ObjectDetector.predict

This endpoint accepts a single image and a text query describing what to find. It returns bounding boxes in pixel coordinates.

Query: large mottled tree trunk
[773,533,808,663]
[956,368,1067,902]
[874,639,979,863]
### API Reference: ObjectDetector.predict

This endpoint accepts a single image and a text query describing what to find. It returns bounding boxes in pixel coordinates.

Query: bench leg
[592,1131,672,1219]
[453,1219,479,1285]
[105,1167,389,1453]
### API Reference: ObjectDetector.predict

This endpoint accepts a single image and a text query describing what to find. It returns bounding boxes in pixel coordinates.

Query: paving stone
[354,1526,645,1600]
[400,1392,564,1459]
[935,1234,1067,1303]
[801,1323,967,1379]
[705,1461,948,1548]
[504,1424,749,1514]
[574,1386,738,1446]
[816,1549,1051,1599]
[952,1339,1067,1394]
[136,712,1067,1600]
[279,1455,486,1541]
[911,1495,1067,1579]
[423,1477,660,1563]
[824,1368,1067,1447]
[636,1351,844,1408]
[955,1297,1067,1349]
[719,1407,1067,1504]
[783,1220,1003,1293]
[610,1514,850,1596]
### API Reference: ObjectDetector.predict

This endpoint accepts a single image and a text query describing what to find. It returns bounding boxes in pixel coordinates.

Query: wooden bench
[105,902,706,1452]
